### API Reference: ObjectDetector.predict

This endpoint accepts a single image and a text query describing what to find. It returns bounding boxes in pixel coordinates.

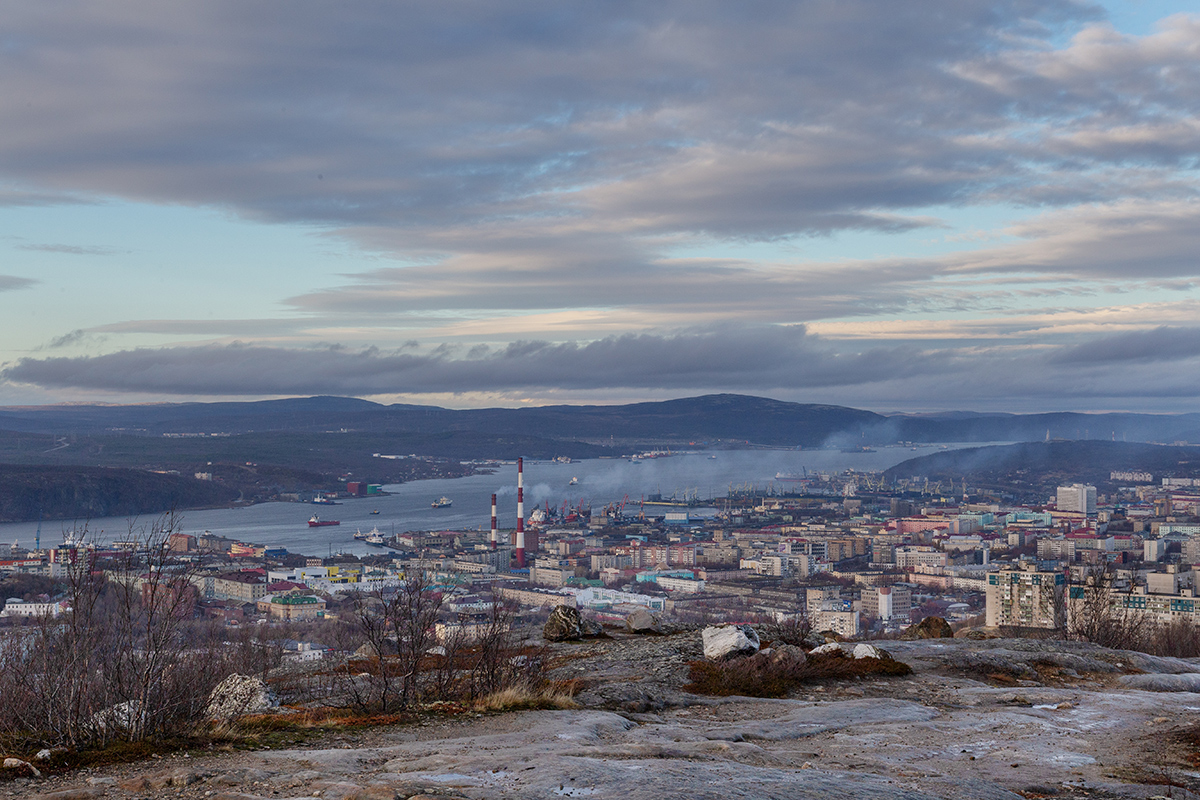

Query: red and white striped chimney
[489,493,498,549]
[515,457,526,567]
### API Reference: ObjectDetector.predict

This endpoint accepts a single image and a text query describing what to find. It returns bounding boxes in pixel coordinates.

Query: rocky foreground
[10,634,1200,800]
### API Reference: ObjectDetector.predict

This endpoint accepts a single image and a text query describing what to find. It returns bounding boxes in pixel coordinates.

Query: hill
[0,464,240,524]
[884,440,1200,499]
[2,394,1199,448]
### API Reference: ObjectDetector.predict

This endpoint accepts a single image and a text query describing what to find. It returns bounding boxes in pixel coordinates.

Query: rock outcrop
[205,674,278,722]
[702,624,760,660]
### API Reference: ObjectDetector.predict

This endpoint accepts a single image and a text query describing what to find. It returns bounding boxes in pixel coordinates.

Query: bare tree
[346,571,445,712]
[1068,565,1151,651]
[462,596,517,700]
[97,511,209,740]
[0,512,277,750]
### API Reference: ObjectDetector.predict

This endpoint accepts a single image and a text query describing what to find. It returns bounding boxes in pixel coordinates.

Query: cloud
[4,3,1200,410]
[12,321,1200,413]
[1052,325,1200,365]
[18,243,125,255]
[46,329,88,348]
[0,275,36,292]
[0,0,1138,247]
[1,325,945,396]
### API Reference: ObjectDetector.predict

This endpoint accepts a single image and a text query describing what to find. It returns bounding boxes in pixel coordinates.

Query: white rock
[34,749,51,761]
[853,643,889,660]
[809,642,843,656]
[702,625,760,660]
[90,699,144,734]
[205,673,278,721]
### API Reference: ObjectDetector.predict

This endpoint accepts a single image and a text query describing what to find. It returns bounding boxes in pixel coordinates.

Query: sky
[2,1,1200,413]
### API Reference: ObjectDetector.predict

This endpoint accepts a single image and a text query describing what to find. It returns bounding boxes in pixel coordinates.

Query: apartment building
[985,564,1065,629]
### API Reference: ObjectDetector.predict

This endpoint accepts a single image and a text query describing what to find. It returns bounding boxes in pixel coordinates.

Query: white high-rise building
[1056,483,1097,515]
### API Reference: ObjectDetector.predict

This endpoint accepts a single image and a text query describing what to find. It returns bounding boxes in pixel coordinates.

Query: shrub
[683,651,911,698]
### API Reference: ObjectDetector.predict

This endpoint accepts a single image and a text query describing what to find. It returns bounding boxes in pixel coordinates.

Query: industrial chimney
[516,457,526,567]
[490,493,498,549]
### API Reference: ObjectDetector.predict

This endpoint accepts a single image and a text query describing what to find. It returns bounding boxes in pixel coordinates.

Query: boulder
[702,625,760,660]
[625,607,663,634]
[902,616,954,640]
[819,630,847,643]
[853,643,893,660]
[89,699,143,734]
[809,642,844,656]
[544,605,584,641]
[802,632,828,649]
[580,618,608,638]
[205,674,278,722]
[769,644,807,665]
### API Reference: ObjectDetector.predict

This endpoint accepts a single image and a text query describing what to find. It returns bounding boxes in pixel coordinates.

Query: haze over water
[0,445,996,557]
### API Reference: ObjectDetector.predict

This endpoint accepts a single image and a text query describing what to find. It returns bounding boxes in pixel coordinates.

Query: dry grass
[684,651,911,698]
[475,681,581,712]
[217,706,418,736]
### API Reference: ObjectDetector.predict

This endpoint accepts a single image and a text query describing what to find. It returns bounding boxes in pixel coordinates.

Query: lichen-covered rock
[544,605,584,641]
[702,624,760,660]
[205,674,278,721]
[809,642,844,656]
[902,616,954,639]
[625,607,663,634]
[853,643,893,660]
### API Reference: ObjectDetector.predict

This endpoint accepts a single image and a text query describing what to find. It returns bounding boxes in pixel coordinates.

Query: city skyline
[1,1,1199,412]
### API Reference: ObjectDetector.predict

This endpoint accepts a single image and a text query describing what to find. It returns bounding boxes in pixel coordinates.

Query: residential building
[0,598,69,618]
[213,572,267,603]
[1057,484,1097,515]
[985,564,1065,629]
[861,584,912,621]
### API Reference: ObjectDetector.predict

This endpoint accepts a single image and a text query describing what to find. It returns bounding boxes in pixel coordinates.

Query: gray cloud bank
[11,324,1200,410]
[2,326,938,396]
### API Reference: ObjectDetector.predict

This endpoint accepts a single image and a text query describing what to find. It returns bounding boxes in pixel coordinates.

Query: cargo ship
[308,515,340,527]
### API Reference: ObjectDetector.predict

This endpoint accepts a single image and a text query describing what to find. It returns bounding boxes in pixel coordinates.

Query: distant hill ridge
[0,393,1198,447]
